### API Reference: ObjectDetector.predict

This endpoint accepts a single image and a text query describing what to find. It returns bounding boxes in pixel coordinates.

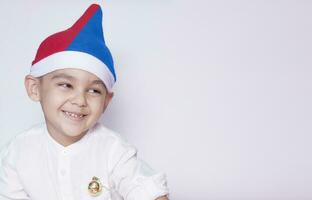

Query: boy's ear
[24,75,41,102]
[102,92,114,113]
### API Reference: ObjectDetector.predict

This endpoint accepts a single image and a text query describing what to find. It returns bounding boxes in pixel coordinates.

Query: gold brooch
[88,176,103,196]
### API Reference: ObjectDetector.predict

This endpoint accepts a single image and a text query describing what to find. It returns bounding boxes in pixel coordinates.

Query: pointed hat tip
[80,4,101,19]
[88,3,101,11]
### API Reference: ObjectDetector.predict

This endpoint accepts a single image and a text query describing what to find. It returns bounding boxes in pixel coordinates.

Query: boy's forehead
[45,69,103,83]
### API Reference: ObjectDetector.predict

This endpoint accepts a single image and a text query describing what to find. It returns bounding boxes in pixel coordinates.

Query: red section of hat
[31,4,100,66]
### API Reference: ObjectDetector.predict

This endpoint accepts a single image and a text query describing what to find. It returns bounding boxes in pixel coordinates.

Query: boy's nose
[70,92,87,107]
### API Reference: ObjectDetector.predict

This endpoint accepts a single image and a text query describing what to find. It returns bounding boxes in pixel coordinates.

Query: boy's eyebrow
[51,74,75,80]
[91,80,104,85]
[50,73,105,86]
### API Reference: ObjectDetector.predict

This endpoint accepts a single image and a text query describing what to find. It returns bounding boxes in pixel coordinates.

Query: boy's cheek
[91,99,107,111]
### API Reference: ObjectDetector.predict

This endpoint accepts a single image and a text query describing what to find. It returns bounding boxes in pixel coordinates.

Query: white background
[0,0,311,199]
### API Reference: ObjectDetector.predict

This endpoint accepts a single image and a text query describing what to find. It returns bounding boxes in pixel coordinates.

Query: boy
[0,4,169,200]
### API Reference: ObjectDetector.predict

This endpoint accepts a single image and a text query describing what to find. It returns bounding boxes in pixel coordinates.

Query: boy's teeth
[65,111,84,118]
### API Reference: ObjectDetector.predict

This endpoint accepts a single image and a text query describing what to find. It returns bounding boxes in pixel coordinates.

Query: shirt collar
[44,125,93,156]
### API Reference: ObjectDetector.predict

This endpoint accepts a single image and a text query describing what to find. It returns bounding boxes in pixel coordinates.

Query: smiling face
[25,68,113,146]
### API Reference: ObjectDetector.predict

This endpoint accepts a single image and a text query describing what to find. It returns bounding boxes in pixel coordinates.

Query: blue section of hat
[66,8,116,81]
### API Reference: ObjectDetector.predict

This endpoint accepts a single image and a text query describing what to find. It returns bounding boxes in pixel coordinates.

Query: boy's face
[25,68,113,146]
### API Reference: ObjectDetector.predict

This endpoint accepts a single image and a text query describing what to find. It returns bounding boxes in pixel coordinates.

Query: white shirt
[0,123,169,200]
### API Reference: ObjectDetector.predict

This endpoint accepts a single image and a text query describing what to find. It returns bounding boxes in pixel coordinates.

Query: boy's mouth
[62,110,87,120]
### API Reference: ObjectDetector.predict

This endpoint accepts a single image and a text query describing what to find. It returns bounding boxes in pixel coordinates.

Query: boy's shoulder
[89,122,136,152]
[17,122,47,138]
[9,123,47,147]
[90,123,126,143]
[0,123,47,161]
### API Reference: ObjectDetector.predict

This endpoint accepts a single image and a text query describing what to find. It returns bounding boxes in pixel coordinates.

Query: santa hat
[30,4,116,92]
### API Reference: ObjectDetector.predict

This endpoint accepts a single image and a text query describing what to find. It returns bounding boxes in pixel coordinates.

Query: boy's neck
[46,124,88,147]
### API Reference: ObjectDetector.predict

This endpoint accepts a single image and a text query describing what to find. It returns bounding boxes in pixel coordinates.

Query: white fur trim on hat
[30,51,115,93]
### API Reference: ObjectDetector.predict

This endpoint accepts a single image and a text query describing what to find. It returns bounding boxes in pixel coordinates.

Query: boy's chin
[59,129,88,145]
[62,126,89,138]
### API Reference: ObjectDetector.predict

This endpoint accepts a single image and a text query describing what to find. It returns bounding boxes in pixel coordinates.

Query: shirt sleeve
[108,140,169,200]
[0,141,30,200]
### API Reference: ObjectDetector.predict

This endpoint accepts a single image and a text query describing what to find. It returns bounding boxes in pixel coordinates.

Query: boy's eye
[57,83,72,88]
[88,89,102,94]
[56,83,102,94]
